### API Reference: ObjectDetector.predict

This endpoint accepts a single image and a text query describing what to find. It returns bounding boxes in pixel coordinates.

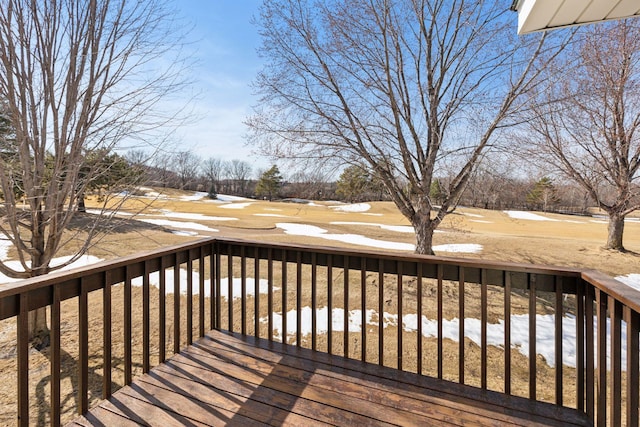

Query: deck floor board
[69,330,592,427]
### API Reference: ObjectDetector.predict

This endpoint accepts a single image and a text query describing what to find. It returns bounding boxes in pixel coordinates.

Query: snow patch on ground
[329,203,371,212]
[219,202,253,210]
[433,244,483,254]
[504,211,560,221]
[263,307,626,369]
[615,274,640,292]
[276,223,415,251]
[215,194,253,202]
[180,192,209,201]
[0,239,12,261]
[153,211,238,222]
[330,221,414,233]
[138,218,218,233]
[462,212,484,218]
[130,269,276,299]
[470,220,493,224]
[0,255,103,284]
[254,213,290,218]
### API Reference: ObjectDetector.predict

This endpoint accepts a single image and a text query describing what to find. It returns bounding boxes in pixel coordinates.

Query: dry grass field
[1,188,639,425]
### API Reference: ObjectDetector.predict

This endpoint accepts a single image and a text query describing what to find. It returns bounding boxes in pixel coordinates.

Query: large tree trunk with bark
[605,212,625,251]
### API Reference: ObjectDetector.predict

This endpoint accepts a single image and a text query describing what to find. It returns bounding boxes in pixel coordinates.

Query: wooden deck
[68,330,591,427]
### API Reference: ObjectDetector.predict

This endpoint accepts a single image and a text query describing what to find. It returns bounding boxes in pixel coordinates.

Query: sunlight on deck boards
[67,330,590,426]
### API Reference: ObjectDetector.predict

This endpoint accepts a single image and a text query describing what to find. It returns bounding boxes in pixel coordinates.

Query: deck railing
[0,237,638,426]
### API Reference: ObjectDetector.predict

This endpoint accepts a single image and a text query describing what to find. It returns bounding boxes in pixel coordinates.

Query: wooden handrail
[0,237,638,426]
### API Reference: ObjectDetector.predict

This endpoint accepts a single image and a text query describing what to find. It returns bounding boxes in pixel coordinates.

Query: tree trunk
[413,216,436,255]
[605,212,625,251]
[28,309,50,350]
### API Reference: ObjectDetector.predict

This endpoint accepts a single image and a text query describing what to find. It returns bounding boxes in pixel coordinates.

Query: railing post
[17,293,28,427]
[79,277,89,414]
[51,285,61,426]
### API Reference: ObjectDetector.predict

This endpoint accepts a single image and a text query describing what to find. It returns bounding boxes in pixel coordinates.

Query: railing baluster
[504,271,511,394]
[187,257,193,345]
[159,257,166,363]
[328,255,333,355]
[143,261,150,373]
[397,261,403,371]
[228,251,233,331]
[529,273,537,400]
[173,254,180,354]
[296,251,302,347]
[576,279,585,412]
[586,284,595,420]
[417,263,423,375]
[437,264,443,379]
[215,245,221,330]
[311,252,317,351]
[241,246,246,335]
[361,257,366,363]
[268,248,273,342]
[481,269,487,389]
[125,266,132,384]
[199,249,205,338]
[344,255,349,358]
[103,271,112,398]
[378,259,383,366]
[555,276,563,406]
[51,284,61,426]
[79,278,89,414]
[17,293,28,427]
[459,267,466,384]
[210,245,216,331]
[255,247,261,338]
[596,289,607,426]
[282,249,287,344]
[609,297,622,426]
[625,307,639,427]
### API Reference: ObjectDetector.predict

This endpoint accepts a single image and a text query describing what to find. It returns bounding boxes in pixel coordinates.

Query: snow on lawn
[329,203,371,213]
[277,223,415,251]
[138,218,218,233]
[263,307,628,369]
[433,244,483,254]
[215,194,253,202]
[504,211,560,221]
[470,220,493,224]
[154,211,238,222]
[180,191,209,201]
[462,212,484,218]
[615,273,640,292]
[130,269,276,299]
[219,202,253,209]
[330,221,414,233]
[0,238,12,261]
[0,255,103,284]
[254,213,291,218]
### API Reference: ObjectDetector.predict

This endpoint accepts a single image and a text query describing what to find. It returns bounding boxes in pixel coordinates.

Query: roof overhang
[511,0,640,34]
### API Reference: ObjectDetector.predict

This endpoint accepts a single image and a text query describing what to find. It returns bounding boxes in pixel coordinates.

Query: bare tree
[525,21,640,251]
[248,0,570,254]
[174,151,201,190]
[227,159,252,196]
[0,0,189,345]
[202,157,225,195]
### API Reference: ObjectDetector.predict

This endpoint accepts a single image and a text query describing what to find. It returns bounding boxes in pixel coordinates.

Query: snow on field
[263,307,629,369]
[504,211,560,221]
[433,244,483,254]
[138,218,218,233]
[215,194,253,202]
[0,255,103,284]
[130,269,275,299]
[329,203,371,213]
[470,220,493,224]
[0,239,12,261]
[180,191,209,201]
[219,202,253,209]
[277,223,415,251]
[615,273,640,292]
[155,211,238,222]
[462,212,484,218]
[330,221,414,233]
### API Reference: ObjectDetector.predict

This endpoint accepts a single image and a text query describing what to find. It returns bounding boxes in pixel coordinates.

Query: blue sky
[175,1,266,169]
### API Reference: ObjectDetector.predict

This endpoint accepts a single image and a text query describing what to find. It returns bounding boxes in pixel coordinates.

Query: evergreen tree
[255,165,283,201]
[527,177,560,212]
[336,166,370,203]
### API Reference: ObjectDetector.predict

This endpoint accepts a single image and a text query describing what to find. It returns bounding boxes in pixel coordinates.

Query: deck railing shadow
[0,237,638,426]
